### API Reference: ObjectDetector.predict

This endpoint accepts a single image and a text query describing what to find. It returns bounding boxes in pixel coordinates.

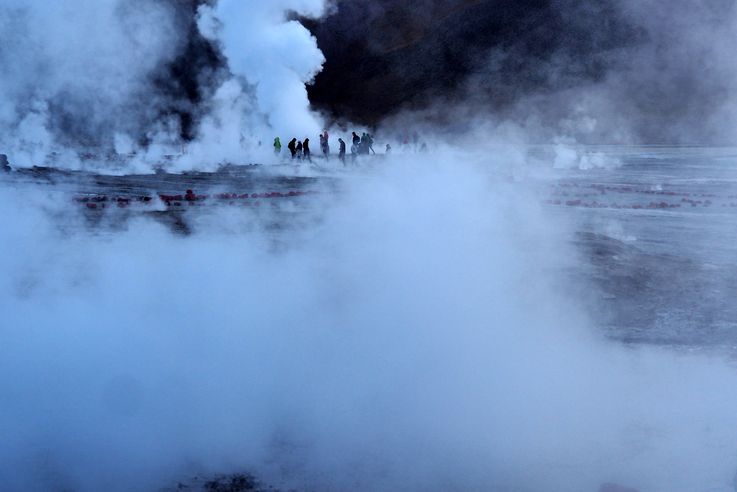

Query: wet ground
[3,149,737,352]
[536,146,737,350]
[1,163,333,235]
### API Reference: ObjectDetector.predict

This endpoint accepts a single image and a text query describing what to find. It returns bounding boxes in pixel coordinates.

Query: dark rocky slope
[304,0,638,126]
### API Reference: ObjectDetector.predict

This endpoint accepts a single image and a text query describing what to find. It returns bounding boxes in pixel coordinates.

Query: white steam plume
[197,0,326,138]
[0,0,330,172]
[172,0,329,170]
[0,0,181,169]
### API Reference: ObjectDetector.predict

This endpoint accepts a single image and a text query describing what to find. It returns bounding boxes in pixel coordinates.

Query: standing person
[360,133,371,155]
[296,140,303,160]
[303,138,311,162]
[351,137,358,163]
[338,138,346,165]
[288,138,297,159]
[368,134,376,154]
[385,143,392,154]
[321,131,330,159]
[274,137,282,156]
[352,131,361,150]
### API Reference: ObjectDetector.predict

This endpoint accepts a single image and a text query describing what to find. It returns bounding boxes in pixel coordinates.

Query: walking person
[288,138,297,159]
[274,137,282,156]
[351,137,359,163]
[321,131,330,159]
[338,137,346,165]
[303,138,311,162]
[360,133,370,155]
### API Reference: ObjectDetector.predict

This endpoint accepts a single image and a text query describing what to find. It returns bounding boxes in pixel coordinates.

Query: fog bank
[2,156,737,491]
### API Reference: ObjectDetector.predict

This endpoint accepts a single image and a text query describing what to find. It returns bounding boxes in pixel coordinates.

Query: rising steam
[0,0,329,171]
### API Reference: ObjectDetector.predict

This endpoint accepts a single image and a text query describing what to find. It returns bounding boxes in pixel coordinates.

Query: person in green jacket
[274,137,282,155]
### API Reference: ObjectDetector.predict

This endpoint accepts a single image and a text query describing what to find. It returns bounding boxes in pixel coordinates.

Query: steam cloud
[4,0,737,173]
[0,0,329,171]
[3,157,737,491]
[3,2,737,491]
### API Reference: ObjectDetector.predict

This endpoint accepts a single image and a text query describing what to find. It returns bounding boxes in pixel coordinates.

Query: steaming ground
[2,150,737,491]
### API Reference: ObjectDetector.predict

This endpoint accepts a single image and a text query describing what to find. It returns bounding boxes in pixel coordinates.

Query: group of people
[273,130,389,165]
[350,131,376,156]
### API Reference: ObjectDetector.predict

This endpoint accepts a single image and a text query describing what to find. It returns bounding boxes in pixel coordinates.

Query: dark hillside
[305,0,638,125]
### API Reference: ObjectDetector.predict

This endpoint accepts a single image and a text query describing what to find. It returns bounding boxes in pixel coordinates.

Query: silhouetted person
[296,140,303,159]
[338,138,346,164]
[320,131,330,159]
[351,138,358,162]
[274,137,282,155]
[288,138,297,159]
[360,133,371,155]
[385,144,391,154]
[303,138,311,162]
[352,132,360,148]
